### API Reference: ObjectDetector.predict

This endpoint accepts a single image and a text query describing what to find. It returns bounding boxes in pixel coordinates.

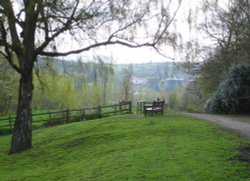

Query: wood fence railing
[0,101,132,135]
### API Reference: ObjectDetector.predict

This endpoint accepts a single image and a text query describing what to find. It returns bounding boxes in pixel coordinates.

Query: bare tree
[0,0,182,154]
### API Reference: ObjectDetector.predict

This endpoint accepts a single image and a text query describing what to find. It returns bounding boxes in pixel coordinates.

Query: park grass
[0,110,250,181]
[0,106,130,134]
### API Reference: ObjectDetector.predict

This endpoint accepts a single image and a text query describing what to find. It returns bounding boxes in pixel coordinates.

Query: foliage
[181,81,205,112]
[33,72,80,109]
[0,58,19,115]
[34,60,187,110]
[121,64,134,101]
[0,0,182,153]
[33,58,116,109]
[97,58,114,105]
[168,85,180,108]
[206,64,250,114]
[198,50,228,97]
[199,0,250,96]
[167,80,205,112]
[0,111,250,180]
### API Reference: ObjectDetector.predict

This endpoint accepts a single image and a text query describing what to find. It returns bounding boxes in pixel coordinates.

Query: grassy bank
[0,110,249,180]
[0,104,131,135]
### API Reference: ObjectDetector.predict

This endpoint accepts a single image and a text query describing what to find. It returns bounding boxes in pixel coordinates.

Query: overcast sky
[62,0,211,64]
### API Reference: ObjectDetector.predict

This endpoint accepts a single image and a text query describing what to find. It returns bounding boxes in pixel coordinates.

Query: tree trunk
[9,72,33,154]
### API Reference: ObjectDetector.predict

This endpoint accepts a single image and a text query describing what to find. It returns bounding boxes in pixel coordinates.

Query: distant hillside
[35,58,200,93]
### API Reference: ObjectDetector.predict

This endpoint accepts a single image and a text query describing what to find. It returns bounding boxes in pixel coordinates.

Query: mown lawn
[0,107,130,135]
[0,110,250,181]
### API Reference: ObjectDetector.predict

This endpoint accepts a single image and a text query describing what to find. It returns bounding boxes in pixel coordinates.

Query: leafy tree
[0,0,181,153]
[121,64,133,101]
[95,57,114,105]
[180,80,205,112]
[168,85,179,108]
[206,64,250,114]
[199,0,250,96]
[33,71,80,109]
[0,57,19,114]
[198,50,225,97]
[33,58,114,109]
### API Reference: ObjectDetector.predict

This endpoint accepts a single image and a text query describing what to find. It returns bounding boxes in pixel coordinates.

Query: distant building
[132,77,148,85]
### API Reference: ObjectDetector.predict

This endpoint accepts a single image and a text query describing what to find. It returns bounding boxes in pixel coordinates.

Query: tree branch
[152,46,175,61]
[155,0,182,44]
[35,0,80,55]
[40,40,155,57]
[1,1,23,57]
[0,18,23,75]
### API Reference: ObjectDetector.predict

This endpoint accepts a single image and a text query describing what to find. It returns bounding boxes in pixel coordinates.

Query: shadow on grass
[231,146,250,168]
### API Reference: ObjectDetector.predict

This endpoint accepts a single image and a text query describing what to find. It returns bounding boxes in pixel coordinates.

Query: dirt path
[184,113,250,139]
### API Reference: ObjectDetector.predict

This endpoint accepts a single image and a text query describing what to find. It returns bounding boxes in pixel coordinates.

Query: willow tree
[122,64,133,102]
[0,0,181,154]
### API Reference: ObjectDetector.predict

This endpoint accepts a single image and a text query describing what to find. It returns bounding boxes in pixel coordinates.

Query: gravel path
[184,113,250,139]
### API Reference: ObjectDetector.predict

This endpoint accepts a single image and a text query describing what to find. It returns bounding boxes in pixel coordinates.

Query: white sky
[12,0,221,64]
[61,0,212,64]
[77,45,176,64]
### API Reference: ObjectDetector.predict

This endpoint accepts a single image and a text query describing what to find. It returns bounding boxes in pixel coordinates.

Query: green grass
[0,110,250,181]
[0,107,130,134]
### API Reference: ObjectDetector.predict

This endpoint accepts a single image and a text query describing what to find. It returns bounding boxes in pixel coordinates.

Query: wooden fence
[0,101,132,135]
[136,101,152,113]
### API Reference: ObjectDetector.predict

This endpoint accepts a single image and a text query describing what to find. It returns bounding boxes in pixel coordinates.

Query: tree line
[0,57,135,113]
[166,0,250,114]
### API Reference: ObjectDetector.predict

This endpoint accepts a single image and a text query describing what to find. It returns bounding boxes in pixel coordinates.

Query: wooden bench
[144,100,165,116]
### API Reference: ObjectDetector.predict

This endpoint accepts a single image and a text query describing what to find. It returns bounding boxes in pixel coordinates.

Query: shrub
[168,87,179,108]
[206,64,250,114]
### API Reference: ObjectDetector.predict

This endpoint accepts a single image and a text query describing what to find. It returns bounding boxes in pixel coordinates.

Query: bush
[206,64,250,114]
[168,87,179,108]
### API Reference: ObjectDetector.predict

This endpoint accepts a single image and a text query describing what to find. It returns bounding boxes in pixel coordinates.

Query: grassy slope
[0,111,250,181]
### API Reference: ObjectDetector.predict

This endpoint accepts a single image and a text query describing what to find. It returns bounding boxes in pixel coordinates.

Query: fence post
[129,101,132,113]
[96,105,101,118]
[119,102,122,112]
[137,102,139,113]
[66,108,69,123]
[82,109,85,120]
[48,111,51,120]
[80,109,85,121]
[9,115,12,130]
[114,104,117,115]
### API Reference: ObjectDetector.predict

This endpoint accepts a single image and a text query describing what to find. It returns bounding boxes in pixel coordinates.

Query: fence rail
[0,101,132,135]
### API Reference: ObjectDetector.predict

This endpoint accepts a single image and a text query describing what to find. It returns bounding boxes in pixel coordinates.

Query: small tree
[96,57,114,105]
[168,85,179,108]
[121,64,133,101]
